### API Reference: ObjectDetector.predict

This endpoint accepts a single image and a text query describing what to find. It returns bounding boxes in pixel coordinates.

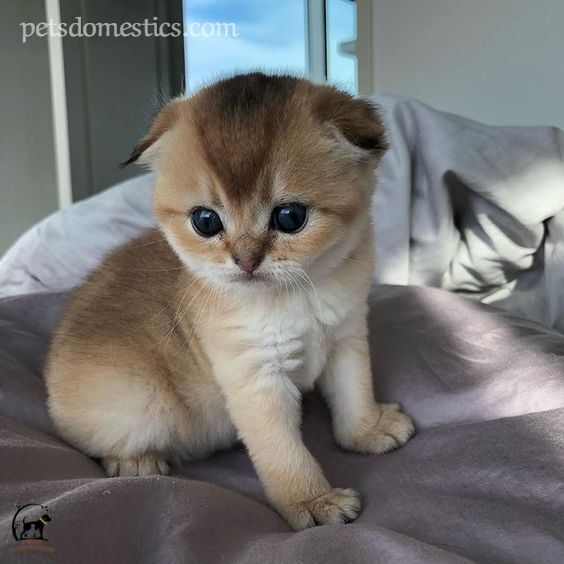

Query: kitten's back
[47,228,189,361]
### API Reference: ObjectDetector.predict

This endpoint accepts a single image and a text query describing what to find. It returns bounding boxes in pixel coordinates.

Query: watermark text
[21,17,239,43]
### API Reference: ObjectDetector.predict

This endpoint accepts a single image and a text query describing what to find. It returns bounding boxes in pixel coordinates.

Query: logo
[8,504,55,557]
[12,504,51,541]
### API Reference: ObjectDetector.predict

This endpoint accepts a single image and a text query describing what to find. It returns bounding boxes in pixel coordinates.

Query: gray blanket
[1,286,563,563]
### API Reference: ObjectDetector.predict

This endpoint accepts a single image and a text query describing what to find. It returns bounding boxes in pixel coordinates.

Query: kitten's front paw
[338,403,415,454]
[278,488,362,531]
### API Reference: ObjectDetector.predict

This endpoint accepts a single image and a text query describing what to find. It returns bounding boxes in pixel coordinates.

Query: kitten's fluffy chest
[221,282,363,392]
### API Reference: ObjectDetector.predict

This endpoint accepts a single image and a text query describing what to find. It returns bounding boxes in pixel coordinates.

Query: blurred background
[1,0,564,255]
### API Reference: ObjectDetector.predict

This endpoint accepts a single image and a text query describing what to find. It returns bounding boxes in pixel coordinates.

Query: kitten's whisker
[178,283,216,355]
[208,284,223,335]
[133,266,187,273]
[178,278,210,320]
[295,269,327,348]
[290,272,326,348]
[281,274,290,303]
[286,273,300,298]
[157,276,204,350]
[147,270,191,330]
[179,280,219,355]
[212,285,226,336]
[275,271,289,301]
[132,237,168,248]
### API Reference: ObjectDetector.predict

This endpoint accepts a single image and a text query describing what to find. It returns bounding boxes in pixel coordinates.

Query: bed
[0,96,563,563]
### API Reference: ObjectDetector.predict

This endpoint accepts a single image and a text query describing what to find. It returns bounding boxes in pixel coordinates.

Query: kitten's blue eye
[272,203,307,233]
[191,207,223,237]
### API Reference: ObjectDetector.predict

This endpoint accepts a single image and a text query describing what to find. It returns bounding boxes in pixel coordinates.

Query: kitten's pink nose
[235,255,261,274]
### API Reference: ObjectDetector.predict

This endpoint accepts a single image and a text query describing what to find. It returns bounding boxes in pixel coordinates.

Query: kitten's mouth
[232,271,267,285]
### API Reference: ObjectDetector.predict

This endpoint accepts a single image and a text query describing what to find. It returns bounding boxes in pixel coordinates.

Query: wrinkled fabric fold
[373,96,564,329]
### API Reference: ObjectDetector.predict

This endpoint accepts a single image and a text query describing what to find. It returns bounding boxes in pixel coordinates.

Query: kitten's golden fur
[45,73,414,530]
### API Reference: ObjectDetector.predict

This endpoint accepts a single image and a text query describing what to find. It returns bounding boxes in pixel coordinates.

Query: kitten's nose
[234,255,261,274]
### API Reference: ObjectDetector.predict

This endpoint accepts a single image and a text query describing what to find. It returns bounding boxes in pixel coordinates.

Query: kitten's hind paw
[102,454,169,477]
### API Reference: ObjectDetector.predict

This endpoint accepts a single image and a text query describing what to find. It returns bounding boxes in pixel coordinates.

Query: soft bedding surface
[1,286,563,563]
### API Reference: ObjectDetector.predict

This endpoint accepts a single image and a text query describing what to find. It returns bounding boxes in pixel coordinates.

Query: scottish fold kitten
[46,73,414,530]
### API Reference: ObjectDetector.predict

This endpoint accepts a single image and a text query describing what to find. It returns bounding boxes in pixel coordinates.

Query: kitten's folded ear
[121,100,182,167]
[317,89,388,162]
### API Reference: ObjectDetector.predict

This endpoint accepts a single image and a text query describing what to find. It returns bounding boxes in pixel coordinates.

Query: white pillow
[0,174,155,297]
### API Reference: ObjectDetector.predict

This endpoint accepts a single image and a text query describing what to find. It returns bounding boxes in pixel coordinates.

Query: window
[326,0,357,93]
[183,0,358,93]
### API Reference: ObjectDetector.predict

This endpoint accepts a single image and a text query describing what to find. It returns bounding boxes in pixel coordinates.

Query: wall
[0,0,184,258]
[0,0,59,254]
[61,0,184,201]
[371,0,564,129]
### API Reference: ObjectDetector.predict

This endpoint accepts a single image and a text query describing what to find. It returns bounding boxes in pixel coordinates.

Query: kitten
[45,73,414,530]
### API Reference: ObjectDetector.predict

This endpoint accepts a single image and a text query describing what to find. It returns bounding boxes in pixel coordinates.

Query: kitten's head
[126,73,387,291]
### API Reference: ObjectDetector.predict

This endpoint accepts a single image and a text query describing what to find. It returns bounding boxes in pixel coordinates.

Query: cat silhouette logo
[12,504,51,541]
